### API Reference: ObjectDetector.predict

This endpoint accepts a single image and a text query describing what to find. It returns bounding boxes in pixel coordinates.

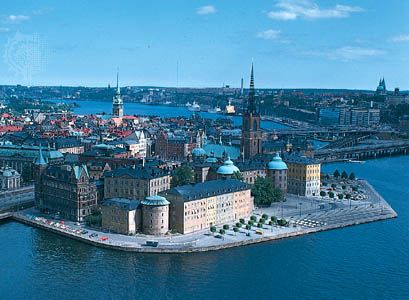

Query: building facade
[104,166,171,200]
[0,166,21,190]
[164,179,253,234]
[101,198,141,235]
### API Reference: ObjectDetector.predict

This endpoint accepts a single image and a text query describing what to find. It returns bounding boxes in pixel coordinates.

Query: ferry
[188,101,201,112]
[225,100,235,114]
[208,106,222,113]
[347,159,365,164]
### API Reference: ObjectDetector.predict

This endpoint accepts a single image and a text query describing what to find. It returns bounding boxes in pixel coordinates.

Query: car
[214,234,222,239]
[81,230,88,234]
[89,233,98,238]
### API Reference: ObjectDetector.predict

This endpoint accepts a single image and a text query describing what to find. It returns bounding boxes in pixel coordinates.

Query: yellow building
[163,179,253,234]
[284,153,321,197]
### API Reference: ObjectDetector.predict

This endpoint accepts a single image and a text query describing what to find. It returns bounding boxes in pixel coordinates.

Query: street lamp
[299,202,302,218]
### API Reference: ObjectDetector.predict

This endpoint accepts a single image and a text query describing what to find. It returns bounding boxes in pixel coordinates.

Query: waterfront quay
[10,180,396,253]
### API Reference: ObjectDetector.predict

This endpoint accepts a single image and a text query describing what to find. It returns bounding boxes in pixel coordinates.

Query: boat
[225,100,235,114]
[208,106,222,113]
[188,101,201,112]
[347,160,365,164]
[185,102,192,107]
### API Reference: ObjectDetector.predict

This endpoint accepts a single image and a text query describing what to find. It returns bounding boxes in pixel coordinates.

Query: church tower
[112,71,124,117]
[241,64,262,159]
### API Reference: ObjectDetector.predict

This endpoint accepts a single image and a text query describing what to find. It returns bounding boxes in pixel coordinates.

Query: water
[1,156,408,300]
[55,100,289,130]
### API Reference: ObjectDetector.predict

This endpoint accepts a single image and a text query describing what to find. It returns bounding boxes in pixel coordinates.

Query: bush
[236,222,242,228]
[331,183,337,189]
[257,223,262,228]
[270,216,277,222]
[245,224,251,230]
[210,226,216,233]
[329,192,335,198]
[262,214,269,220]
[320,191,326,197]
[250,215,257,221]
[259,218,265,224]
[268,220,273,225]
[338,194,344,200]
[239,218,245,224]
[277,219,288,226]
[248,220,254,226]
[346,194,351,199]
[233,227,239,233]
[219,229,225,235]
[223,224,229,230]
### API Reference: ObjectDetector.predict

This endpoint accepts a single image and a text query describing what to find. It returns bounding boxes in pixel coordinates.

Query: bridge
[314,140,409,162]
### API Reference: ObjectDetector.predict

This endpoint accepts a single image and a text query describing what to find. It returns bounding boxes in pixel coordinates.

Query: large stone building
[241,64,262,159]
[104,166,171,200]
[267,153,288,194]
[100,195,169,235]
[163,179,253,234]
[101,198,141,234]
[155,132,196,161]
[284,153,320,197]
[35,164,97,222]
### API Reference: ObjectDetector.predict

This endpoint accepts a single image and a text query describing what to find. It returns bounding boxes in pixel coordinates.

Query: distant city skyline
[1,0,409,89]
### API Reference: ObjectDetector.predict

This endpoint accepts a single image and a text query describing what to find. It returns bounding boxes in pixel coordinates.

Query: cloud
[267,0,364,21]
[256,29,281,40]
[0,27,10,32]
[391,35,409,42]
[196,5,217,15]
[306,46,384,61]
[2,14,30,24]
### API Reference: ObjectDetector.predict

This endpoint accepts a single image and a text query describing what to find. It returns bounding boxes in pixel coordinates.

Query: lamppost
[299,202,302,218]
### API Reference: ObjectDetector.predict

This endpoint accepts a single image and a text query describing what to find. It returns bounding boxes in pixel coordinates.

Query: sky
[0,0,409,89]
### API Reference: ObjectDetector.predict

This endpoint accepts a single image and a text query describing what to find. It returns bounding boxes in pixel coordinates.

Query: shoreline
[9,181,397,254]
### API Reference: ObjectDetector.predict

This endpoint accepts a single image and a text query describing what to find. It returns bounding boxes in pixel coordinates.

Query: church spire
[116,69,120,95]
[247,63,256,113]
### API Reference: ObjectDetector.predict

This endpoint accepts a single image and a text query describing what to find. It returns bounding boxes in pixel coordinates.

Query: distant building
[318,107,340,125]
[376,77,387,95]
[164,179,253,234]
[155,132,196,161]
[103,166,171,200]
[0,166,21,190]
[318,107,380,127]
[386,88,409,105]
[112,72,124,117]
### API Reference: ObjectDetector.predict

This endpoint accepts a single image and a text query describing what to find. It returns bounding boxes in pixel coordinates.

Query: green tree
[329,191,335,198]
[171,165,195,187]
[210,226,216,235]
[239,218,245,224]
[251,176,283,206]
[333,169,340,178]
[223,224,229,230]
[250,215,257,221]
[270,216,277,223]
[219,229,225,235]
[349,172,356,180]
[245,224,251,230]
[231,171,243,181]
[341,171,348,179]
[320,191,326,197]
[338,194,344,200]
[262,213,269,219]
[233,227,239,235]
[236,222,242,228]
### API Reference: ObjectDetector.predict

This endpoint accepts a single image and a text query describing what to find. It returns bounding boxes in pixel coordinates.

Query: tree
[270,216,277,223]
[349,172,356,180]
[171,165,195,187]
[239,218,245,224]
[262,213,269,219]
[341,171,348,179]
[342,185,347,190]
[331,183,337,189]
[259,218,265,224]
[245,224,251,230]
[210,226,216,235]
[338,194,344,200]
[329,191,335,198]
[346,194,351,199]
[233,227,239,235]
[223,224,229,230]
[232,171,243,181]
[320,191,326,197]
[236,222,242,228]
[251,176,283,206]
[250,215,257,221]
[219,229,225,235]
[333,169,340,178]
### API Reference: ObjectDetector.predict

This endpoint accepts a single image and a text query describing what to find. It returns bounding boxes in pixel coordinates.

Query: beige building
[104,166,171,200]
[284,153,320,197]
[101,198,141,234]
[163,179,253,234]
[267,153,288,194]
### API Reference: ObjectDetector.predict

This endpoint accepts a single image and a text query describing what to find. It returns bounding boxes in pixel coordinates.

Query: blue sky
[1,0,409,89]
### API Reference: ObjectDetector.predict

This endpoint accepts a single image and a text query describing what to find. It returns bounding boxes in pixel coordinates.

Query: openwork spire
[247,63,256,113]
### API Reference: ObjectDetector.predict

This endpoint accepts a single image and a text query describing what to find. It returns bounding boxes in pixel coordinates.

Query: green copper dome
[217,157,240,175]
[192,147,206,157]
[142,195,170,206]
[267,153,288,170]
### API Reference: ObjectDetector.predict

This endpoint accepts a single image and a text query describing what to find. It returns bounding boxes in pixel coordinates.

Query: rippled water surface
[1,157,408,300]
